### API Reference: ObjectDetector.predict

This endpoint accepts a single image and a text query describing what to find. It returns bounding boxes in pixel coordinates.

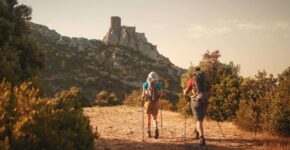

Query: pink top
[184,78,196,94]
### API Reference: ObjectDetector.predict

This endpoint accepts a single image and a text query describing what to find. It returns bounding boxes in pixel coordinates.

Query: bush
[236,97,290,136]
[0,81,95,150]
[236,68,290,136]
[124,90,173,111]
[160,99,174,111]
[236,100,263,132]
[176,94,192,116]
[123,90,142,107]
[95,90,121,106]
[269,100,290,136]
[269,67,290,136]
[55,86,92,107]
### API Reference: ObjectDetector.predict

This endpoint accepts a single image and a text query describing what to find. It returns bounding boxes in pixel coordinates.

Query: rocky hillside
[30,17,184,103]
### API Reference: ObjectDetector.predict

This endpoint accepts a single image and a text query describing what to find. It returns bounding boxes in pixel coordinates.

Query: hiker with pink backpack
[141,72,163,139]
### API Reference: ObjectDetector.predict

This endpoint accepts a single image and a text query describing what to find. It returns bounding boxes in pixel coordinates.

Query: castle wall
[126,26,136,33]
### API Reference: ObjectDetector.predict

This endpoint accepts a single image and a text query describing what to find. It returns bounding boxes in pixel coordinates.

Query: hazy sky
[19,0,290,77]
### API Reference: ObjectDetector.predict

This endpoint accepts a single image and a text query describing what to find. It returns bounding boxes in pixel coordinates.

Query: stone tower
[103,16,122,45]
[111,16,121,30]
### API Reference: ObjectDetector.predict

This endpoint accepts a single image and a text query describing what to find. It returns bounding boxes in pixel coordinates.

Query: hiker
[141,71,163,139]
[183,67,211,146]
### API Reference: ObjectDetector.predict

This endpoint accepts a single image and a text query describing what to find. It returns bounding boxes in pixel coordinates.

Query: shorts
[191,100,208,121]
[144,100,159,116]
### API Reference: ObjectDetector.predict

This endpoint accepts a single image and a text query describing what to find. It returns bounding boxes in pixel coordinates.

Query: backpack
[146,81,159,102]
[194,71,208,93]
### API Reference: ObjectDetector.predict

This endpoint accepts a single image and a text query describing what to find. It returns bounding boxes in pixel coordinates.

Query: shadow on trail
[206,137,290,149]
[95,138,239,150]
[95,136,290,150]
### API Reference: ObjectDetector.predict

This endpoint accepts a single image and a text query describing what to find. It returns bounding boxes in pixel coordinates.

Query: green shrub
[206,64,241,121]
[236,97,290,136]
[269,67,290,136]
[54,86,92,107]
[124,90,173,111]
[160,99,174,111]
[0,81,95,150]
[176,94,192,116]
[123,90,142,107]
[95,90,121,106]
[236,68,290,136]
[236,100,262,132]
[269,99,290,136]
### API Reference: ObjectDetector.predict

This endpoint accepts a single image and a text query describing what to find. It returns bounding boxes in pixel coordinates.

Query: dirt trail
[84,106,289,150]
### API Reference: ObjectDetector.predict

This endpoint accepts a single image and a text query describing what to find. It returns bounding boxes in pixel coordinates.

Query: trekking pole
[216,121,225,137]
[160,101,162,135]
[184,98,187,144]
[212,103,226,138]
[141,98,145,142]
[216,107,225,138]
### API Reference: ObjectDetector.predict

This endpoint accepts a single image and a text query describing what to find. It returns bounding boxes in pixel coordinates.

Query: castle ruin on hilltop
[103,16,160,60]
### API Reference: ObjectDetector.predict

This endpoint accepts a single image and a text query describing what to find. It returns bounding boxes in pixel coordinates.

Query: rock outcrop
[103,16,160,60]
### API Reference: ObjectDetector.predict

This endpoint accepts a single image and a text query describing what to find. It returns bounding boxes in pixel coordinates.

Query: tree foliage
[236,68,290,136]
[207,62,241,121]
[0,0,43,84]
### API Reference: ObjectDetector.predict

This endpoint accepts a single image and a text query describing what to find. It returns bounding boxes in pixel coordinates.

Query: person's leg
[191,100,201,139]
[147,114,151,130]
[196,121,204,136]
[152,115,158,129]
[147,114,152,137]
[198,101,208,146]
[152,114,159,139]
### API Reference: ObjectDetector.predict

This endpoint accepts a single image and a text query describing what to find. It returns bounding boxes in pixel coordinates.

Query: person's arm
[141,82,147,102]
[142,88,146,102]
[183,79,193,95]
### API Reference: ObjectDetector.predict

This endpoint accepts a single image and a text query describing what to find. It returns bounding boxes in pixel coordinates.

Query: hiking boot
[147,131,152,138]
[199,136,206,146]
[154,129,159,139]
[194,129,199,140]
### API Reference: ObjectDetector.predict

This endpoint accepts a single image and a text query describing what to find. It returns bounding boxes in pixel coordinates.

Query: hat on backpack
[147,71,159,82]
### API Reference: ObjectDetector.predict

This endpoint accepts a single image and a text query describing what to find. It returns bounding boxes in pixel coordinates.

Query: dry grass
[84,106,290,150]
